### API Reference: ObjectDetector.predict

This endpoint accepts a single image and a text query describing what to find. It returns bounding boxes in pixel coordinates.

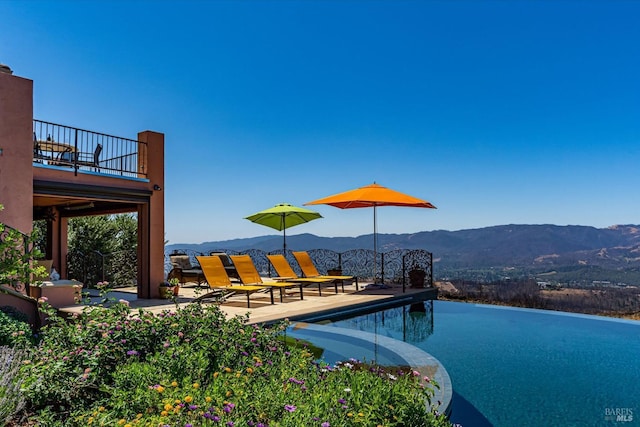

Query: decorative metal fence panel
[381,249,405,283]
[67,247,435,289]
[163,247,434,288]
[340,249,376,279]
[306,249,341,275]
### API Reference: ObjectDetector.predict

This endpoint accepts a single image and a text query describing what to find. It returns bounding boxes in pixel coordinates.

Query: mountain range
[167,224,640,285]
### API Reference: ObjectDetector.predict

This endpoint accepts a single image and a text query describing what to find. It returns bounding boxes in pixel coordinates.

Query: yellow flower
[136,413,142,419]
[185,396,193,403]
[226,391,233,397]
[235,373,241,378]
[87,417,94,424]
[246,367,253,374]
[175,399,182,404]
[224,367,232,373]
[125,424,132,427]
[213,372,219,378]
[117,420,126,426]
[164,403,173,412]
[98,406,105,412]
[160,411,168,417]
[347,412,353,417]
[358,412,365,417]
[171,381,178,387]
[156,386,165,393]
[192,382,200,389]
[205,396,212,403]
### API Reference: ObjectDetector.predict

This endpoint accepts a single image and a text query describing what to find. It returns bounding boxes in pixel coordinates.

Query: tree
[67,214,137,288]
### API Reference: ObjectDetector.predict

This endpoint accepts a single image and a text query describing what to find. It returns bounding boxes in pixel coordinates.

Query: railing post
[429,251,434,287]
[73,128,79,176]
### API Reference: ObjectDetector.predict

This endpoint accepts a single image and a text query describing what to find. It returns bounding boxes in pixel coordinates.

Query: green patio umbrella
[244,203,322,252]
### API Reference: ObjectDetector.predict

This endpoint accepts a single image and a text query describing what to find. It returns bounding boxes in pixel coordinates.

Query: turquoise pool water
[320,300,640,427]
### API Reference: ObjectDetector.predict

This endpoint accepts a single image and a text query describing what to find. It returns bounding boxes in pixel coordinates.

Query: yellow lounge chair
[266,254,338,297]
[230,254,307,303]
[292,251,359,292]
[195,255,274,308]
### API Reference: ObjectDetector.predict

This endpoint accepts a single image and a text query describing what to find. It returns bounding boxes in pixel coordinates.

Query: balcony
[33,119,147,179]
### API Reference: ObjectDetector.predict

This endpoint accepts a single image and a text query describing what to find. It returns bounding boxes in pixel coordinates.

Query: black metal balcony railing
[33,120,147,179]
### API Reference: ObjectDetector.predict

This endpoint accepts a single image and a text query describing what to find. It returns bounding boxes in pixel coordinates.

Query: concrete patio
[63,281,438,324]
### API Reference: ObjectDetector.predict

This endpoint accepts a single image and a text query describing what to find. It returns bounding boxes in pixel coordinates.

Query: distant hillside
[167,224,640,285]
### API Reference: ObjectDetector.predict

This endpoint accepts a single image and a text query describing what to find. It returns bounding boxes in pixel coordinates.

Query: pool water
[321,300,640,427]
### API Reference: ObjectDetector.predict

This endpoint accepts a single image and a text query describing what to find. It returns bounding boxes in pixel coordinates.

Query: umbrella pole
[282,214,287,253]
[373,204,377,283]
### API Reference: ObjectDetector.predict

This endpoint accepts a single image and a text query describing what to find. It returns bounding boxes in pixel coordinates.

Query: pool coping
[290,321,453,417]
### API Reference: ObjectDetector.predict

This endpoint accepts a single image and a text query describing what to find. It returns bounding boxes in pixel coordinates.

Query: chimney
[0,63,14,75]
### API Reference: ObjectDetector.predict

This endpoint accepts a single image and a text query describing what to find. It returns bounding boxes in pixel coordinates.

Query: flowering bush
[14,302,452,426]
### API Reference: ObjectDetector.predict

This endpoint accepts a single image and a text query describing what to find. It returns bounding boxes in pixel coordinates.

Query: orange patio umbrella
[305,182,436,282]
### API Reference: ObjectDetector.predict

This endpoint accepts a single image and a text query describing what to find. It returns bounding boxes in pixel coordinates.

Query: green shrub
[0,307,35,347]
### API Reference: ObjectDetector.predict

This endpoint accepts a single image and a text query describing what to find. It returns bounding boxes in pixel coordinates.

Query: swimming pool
[319,300,640,427]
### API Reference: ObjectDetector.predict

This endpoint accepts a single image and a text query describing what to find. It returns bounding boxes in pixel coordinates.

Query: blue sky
[2,0,639,244]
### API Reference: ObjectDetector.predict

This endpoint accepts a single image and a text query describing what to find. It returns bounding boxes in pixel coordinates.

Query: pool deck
[63,281,438,324]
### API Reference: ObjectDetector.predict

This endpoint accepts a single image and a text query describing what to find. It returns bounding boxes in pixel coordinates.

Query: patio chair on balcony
[292,251,359,291]
[230,254,308,302]
[75,143,103,170]
[266,254,338,297]
[33,132,47,162]
[195,255,273,307]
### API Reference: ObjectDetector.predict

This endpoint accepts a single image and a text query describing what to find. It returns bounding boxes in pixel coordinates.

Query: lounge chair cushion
[171,255,192,270]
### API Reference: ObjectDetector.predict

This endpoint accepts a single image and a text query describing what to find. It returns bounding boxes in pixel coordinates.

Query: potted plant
[159,278,179,298]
